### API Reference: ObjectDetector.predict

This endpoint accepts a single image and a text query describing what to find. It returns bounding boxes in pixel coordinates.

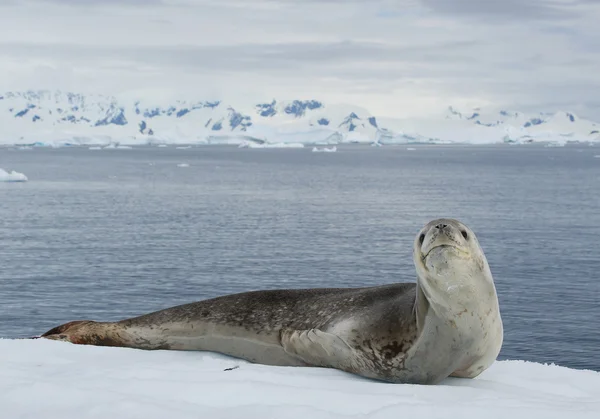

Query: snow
[0,167,28,182]
[2,90,599,148]
[0,339,598,419]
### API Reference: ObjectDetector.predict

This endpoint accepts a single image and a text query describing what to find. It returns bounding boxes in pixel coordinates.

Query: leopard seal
[40,218,503,384]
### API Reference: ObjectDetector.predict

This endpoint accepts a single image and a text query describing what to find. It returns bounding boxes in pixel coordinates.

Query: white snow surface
[1,90,599,147]
[0,167,28,182]
[0,339,598,419]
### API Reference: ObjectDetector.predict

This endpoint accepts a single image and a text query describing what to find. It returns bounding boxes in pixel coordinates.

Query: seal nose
[435,223,448,230]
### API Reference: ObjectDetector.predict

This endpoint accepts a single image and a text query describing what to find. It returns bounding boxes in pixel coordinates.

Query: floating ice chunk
[177,163,190,167]
[117,145,132,149]
[89,146,102,150]
[239,141,305,149]
[176,146,191,149]
[0,168,28,182]
[157,144,168,148]
[594,155,600,158]
[312,146,337,153]
[406,147,416,151]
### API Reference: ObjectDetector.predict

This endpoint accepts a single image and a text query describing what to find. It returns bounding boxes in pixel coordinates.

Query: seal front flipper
[280,328,357,370]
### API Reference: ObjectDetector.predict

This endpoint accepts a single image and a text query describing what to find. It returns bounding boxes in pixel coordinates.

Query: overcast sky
[0,0,599,119]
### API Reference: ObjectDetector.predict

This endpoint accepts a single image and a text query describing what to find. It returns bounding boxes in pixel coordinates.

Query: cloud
[420,0,581,21]
[24,0,167,5]
[0,0,599,119]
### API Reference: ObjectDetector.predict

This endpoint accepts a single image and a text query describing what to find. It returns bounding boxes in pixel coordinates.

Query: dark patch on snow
[144,108,161,118]
[95,107,128,126]
[139,120,147,133]
[339,112,361,130]
[212,121,223,131]
[228,108,252,130]
[368,116,378,128]
[523,118,544,128]
[284,100,322,117]
[317,118,329,126]
[176,108,190,118]
[257,100,277,117]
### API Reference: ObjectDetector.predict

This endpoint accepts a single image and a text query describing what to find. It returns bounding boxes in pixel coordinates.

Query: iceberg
[0,339,598,419]
[0,168,28,182]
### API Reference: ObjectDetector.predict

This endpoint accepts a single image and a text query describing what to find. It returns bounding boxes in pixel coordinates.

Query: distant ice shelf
[1,90,599,148]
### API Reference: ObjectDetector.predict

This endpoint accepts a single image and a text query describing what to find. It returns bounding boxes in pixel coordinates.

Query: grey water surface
[1,143,599,371]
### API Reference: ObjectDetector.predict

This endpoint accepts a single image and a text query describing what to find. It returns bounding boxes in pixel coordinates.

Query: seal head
[412,218,503,379]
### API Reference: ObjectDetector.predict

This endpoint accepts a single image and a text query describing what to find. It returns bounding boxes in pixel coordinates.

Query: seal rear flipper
[280,328,358,370]
[41,320,94,337]
[40,321,135,348]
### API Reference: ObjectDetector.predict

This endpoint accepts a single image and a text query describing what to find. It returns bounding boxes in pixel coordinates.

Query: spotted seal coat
[41,218,503,384]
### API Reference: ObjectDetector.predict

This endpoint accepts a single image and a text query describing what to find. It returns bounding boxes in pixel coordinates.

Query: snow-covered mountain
[1,90,598,146]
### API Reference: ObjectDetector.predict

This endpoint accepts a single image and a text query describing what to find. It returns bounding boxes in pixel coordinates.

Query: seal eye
[419,234,425,244]
[461,230,468,240]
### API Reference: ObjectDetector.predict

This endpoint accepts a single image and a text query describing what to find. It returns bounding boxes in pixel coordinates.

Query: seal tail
[40,320,129,347]
[41,320,92,337]
[40,320,171,350]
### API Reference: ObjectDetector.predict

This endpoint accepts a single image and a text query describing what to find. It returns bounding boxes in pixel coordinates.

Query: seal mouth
[422,244,462,260]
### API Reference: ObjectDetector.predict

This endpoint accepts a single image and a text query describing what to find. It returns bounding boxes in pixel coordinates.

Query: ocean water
[1,144,599,371]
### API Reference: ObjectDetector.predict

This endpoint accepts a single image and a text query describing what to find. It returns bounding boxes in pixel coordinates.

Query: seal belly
[124,322,307,366]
